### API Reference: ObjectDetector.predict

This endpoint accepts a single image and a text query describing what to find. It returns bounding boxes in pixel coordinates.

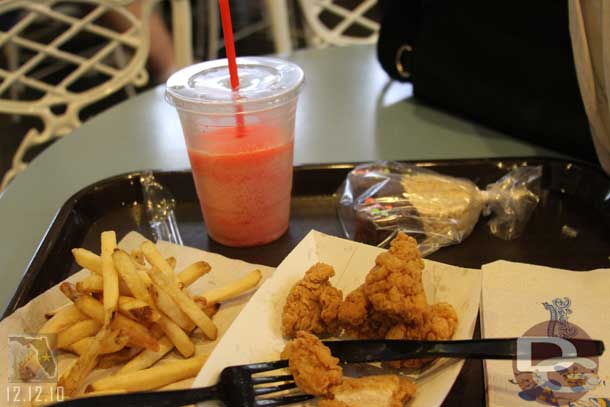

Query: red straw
[219,0,239,90]
[219,0,245,134]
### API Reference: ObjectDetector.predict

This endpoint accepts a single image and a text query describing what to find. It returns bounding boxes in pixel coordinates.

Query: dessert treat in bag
[338,161,541,255]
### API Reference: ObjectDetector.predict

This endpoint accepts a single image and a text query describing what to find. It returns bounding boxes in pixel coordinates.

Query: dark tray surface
[5,157,610,407]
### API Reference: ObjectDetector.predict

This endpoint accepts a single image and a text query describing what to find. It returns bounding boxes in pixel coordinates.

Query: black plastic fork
[47,360,312,407]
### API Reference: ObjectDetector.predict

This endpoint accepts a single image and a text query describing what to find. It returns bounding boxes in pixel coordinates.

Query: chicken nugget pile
[282,232,458,370]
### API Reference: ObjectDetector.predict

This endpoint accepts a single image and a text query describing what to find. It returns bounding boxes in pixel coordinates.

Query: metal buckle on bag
[395,44,414,79]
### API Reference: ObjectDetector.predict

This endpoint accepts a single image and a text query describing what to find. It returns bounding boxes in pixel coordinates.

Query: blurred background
[0,0,380,185]
[3,0,603,189]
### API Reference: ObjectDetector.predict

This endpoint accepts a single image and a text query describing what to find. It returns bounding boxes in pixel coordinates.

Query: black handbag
[377,0,597,163]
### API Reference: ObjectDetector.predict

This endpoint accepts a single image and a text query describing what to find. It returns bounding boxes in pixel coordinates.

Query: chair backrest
[297,0,379,47]
[169,0,192,68]
[0,0,155,189]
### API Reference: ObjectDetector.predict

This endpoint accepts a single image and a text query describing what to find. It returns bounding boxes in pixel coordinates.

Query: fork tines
[252,374,294,385]
[245,360,314,406]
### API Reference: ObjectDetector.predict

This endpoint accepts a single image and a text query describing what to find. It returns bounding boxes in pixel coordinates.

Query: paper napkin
[482,260,610,406]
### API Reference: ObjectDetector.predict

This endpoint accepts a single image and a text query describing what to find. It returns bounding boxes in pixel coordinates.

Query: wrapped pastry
[338,161,541,256]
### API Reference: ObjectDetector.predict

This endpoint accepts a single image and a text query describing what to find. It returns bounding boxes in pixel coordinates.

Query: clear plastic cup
[165,57,304,247]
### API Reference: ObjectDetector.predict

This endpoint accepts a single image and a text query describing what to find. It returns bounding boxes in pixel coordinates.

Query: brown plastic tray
[4,157,610,406]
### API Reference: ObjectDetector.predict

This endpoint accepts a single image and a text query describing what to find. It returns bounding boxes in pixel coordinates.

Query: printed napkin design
[482,260,610,407]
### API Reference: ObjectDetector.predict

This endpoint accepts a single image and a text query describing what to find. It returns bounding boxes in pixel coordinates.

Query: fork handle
[48,385,219,407]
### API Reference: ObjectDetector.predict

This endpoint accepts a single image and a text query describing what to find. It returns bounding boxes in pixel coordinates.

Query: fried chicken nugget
[281,331,342,397]
[386,302,458,369]
[282,263,343,338]
[338,287,395,339]
[319,375,416,407]
[386,303,458,341]
[337,288,367,331]
[363,233,428,325]
[338,232,459,372]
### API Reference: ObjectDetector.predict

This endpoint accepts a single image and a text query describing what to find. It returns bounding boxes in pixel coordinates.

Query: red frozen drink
[165,57,304,246]
[188,124,294,246]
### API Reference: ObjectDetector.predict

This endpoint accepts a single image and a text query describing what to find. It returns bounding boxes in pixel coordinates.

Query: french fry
[60,282,80,301]
[141,241,176,280]
[119,280,132,295]
[117,305,215,374]
[149,323,165,338]
[110,314,160,352]
[116,336,174,374]
[55,319,101,349]
[44,304,71,319]
[68,337,92,355]
[155,316,195,357]
[196,300,221,319]
[137,268,153,286]
[130,248,145,266]
[72,294,104,323]
[197,269,262,304]
[68,330,129,355]
[177,261,211,288]
[58,326,112,396]
[129,250,174,270]
[100,328,129,353]
[75,274,104,294]
[149,267,218,340]
[101,231,119,325]
[62,286,159,352]
[74,275,132,296]
[114,250,164,325]
[118,296,161,323]
[150,282,194,331]
[88,354,208,392]
[129,254,180,272]
[97,347,143,369]
[113,250,153,304]
[71,248,102,274]
[39,304,86,335]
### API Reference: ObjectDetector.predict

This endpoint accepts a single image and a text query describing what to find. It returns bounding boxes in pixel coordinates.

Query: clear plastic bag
[337,162,542,256]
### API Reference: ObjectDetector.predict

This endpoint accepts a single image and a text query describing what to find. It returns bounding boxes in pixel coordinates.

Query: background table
[0,44,557,313]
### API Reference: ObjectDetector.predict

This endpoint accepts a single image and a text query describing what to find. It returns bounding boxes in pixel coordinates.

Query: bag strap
[377,0,423,82]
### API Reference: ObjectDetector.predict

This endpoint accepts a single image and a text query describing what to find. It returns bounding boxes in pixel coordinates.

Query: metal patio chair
[0,0,192,190]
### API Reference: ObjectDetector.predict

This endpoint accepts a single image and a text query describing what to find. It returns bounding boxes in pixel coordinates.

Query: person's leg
[139,2,176,81]
[105,1,176,82]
